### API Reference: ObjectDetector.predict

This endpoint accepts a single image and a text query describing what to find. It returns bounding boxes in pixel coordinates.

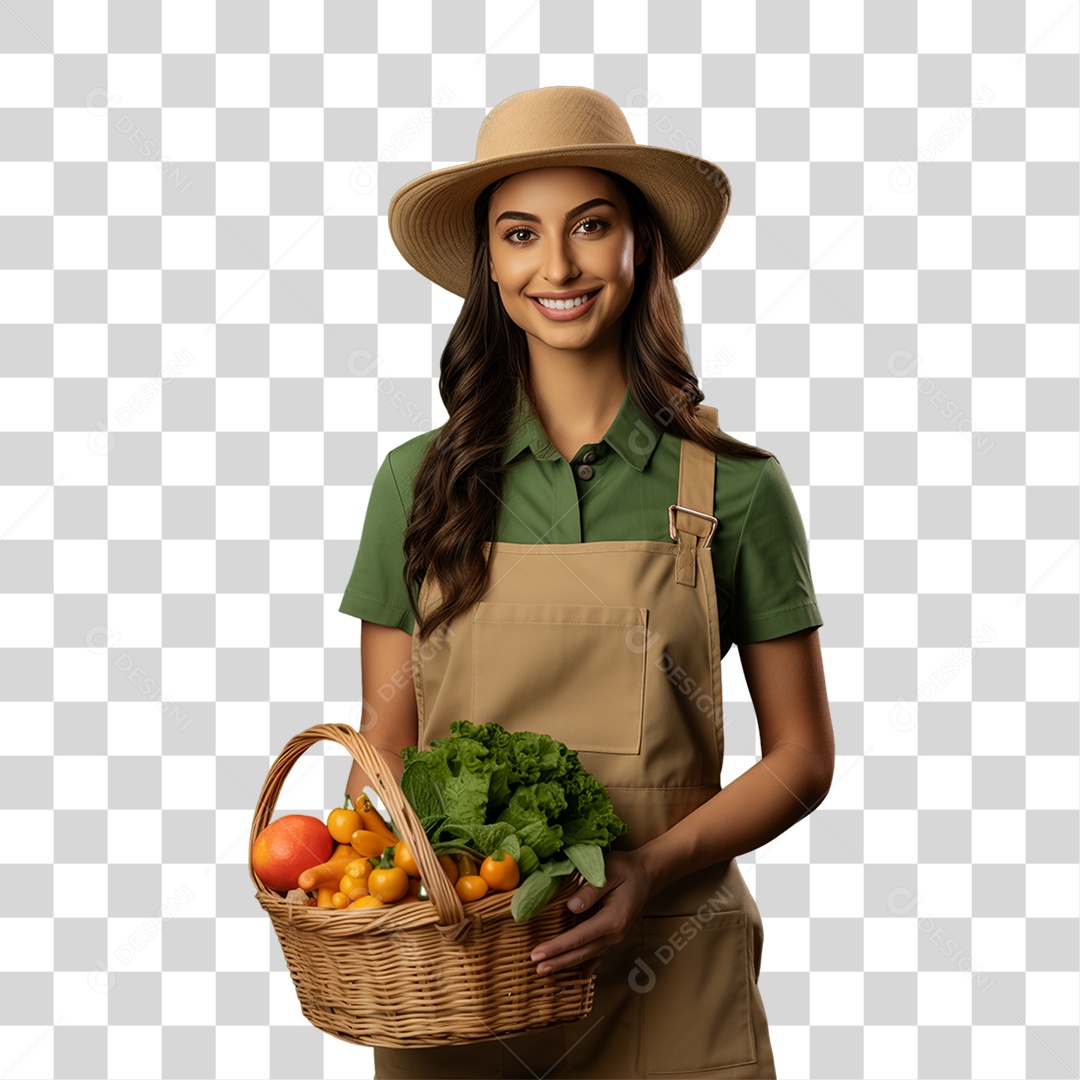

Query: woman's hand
[528,850,657,979]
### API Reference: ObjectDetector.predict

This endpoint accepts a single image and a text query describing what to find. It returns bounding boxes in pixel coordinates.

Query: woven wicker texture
[248,722,596,1047]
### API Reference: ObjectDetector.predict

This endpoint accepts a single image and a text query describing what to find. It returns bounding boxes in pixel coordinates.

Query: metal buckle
[668,504,718,549]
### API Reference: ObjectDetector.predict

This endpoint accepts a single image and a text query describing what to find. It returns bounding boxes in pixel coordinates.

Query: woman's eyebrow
[493,198,618,226]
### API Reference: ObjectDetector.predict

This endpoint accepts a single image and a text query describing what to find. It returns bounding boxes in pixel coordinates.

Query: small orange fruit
[251,814,334,893]
[326,798,362,843]
[393,840,420,878]
[455,875,489,902]
[480,852,520,891]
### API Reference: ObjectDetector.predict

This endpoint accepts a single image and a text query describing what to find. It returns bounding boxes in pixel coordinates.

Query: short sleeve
[338,451,416,634]
[728,455,823,644]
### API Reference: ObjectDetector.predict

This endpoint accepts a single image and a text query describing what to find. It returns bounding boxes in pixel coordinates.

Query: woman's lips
[529,289,601,321]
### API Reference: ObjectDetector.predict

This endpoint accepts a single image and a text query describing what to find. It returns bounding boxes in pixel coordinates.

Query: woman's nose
[540,236,577,284]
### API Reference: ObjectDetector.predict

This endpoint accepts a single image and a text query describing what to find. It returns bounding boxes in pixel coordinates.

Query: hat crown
[476,85,636,162]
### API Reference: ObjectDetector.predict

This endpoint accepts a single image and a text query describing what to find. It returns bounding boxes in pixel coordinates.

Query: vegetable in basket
[399,720,628,922]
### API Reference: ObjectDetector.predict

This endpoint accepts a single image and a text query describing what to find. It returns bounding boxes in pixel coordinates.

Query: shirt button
[576,464,594,480]
[581,450,597,464]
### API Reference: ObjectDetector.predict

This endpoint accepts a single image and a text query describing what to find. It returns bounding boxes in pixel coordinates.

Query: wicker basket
[249,722,597,1047]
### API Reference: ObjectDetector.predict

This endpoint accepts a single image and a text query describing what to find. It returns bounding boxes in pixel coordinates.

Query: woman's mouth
[529,288,602,321]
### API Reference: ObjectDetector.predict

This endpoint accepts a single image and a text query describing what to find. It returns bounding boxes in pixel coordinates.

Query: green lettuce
[399,720,628,918]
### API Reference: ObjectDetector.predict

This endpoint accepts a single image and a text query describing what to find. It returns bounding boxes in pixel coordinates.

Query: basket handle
[248,723,466,928]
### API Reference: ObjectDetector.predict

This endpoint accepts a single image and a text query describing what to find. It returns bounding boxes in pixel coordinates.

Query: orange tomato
[455,875,489,902]
[326,797,362,844]
[480,852,520,891]
[368,865,409,903]
[394,841,420,878]
[438,854,458,884]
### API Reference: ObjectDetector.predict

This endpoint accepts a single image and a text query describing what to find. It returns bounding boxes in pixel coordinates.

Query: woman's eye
[500,217,611,247]
[578,217,609,235]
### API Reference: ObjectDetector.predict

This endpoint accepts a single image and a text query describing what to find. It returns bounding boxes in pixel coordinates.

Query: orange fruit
[480,852,520,891]
[251,814,334,892]
[455,874,489,902]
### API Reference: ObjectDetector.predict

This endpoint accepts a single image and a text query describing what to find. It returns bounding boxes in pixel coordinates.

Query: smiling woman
[494,194,620,312]
[337,85,832,1079]
[488,172,642,347]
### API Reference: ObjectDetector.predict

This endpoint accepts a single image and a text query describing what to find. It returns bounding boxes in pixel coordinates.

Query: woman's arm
[637,625,834,898]
[345,621,419,800]
[527,627,834,978]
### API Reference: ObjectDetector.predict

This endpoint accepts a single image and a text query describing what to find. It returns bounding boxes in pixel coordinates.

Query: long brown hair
[402,168,772,642]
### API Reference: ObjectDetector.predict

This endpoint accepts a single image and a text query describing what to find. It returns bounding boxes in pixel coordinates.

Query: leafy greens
[399,720,628,921]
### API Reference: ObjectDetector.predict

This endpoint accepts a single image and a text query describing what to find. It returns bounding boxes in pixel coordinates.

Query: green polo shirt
[339,383,822,659]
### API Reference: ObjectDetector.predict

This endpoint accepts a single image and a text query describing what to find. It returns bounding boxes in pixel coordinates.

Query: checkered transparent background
[1,2,1079,1078]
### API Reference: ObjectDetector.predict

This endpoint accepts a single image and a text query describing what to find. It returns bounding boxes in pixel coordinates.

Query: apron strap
[670,404,719,587]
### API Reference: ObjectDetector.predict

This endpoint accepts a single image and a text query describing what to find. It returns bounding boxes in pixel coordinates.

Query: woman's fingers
[536,924,624,975]
[537,941,599,975]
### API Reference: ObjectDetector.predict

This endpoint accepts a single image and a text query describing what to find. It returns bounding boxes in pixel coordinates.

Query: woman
[339,86,834,1079]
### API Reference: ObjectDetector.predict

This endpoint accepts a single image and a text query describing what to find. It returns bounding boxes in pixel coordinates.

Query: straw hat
[387,85,732,298]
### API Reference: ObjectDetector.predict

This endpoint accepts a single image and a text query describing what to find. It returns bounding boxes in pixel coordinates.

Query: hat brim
[387,143,733,298]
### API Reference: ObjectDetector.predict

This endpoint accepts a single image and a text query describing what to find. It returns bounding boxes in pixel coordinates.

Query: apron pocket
[471,601,648,754]
[638,909,757,1074]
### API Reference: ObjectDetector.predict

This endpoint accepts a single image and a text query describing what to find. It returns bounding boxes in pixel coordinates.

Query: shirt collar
[500,380,664,471]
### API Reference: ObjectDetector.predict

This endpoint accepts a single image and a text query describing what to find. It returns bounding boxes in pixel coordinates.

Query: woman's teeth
[536,290,597,310]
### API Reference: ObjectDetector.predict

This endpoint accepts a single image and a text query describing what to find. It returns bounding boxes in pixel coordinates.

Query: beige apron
[374,406,777,1079]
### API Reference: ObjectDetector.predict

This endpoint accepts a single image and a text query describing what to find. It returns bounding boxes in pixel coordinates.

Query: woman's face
[487,166,646,354]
